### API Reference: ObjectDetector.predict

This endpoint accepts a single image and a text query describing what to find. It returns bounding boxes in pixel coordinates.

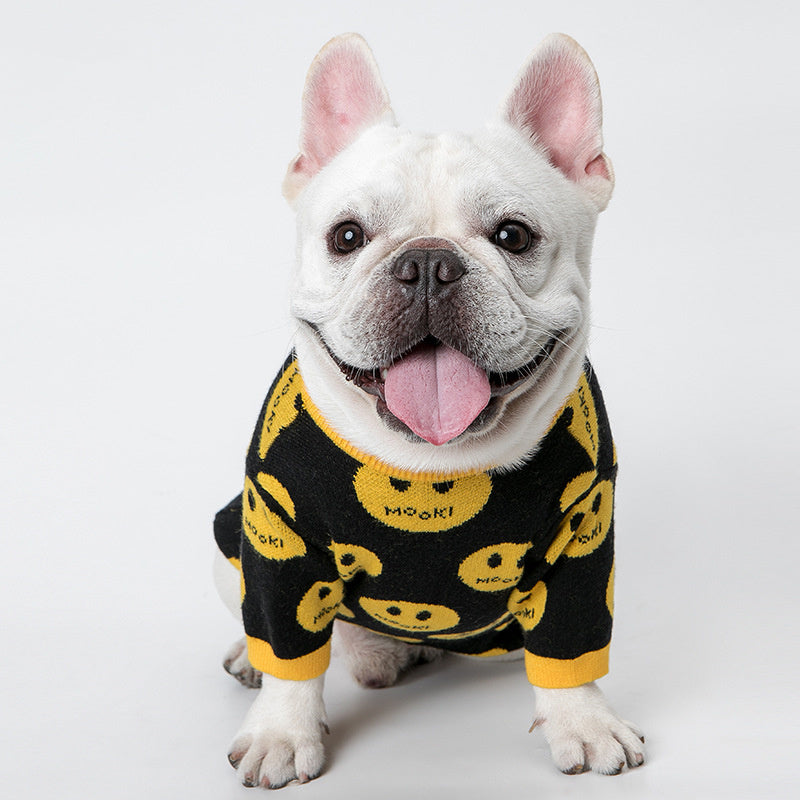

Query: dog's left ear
[502,34,613,210]
[283,33,396,203]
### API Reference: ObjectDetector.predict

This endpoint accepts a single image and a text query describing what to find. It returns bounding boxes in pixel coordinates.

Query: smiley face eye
[492,220,533,253]
[332,221,366,254]
[487,552,503,568]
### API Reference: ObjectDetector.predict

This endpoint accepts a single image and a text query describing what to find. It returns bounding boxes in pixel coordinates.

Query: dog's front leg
[228,673,327,789]
[532,682,645,775]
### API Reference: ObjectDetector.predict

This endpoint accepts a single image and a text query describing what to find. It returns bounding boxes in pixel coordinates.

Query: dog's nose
[391,248,466,286]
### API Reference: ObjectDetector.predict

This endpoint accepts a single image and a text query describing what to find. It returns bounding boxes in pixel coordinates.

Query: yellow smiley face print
[358,597,460,633]
[329,541,383,581]
[547,478,614,562]
[256,472,296,520]
[606,561,615,616]
[353,466,492,532]
[508,581,547,631]
[562,479,613,558]
[242,476,306,560]
[258,363,303,459]
[562,373,599,465]
[457,542,532,592]
[296,579,345,633]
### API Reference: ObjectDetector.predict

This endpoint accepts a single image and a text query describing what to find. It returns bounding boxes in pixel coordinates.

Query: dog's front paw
[533,683,645,776]
[229,728,325,789]
[228,674,327,789]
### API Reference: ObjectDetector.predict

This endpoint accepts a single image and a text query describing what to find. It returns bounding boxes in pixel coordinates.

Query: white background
[2,1,797,798]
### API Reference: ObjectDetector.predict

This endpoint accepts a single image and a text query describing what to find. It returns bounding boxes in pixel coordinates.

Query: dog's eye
[493,221,532,254]
[332,221,366,254]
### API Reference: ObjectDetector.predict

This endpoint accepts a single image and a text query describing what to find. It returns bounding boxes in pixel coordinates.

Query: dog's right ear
[283,34,395,203]
[501,34,614,210]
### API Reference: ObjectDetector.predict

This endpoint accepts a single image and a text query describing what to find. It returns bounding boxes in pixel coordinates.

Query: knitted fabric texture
[215,354,617,688]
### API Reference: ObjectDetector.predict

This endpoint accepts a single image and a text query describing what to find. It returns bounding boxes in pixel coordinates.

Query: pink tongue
[384,342,491,445]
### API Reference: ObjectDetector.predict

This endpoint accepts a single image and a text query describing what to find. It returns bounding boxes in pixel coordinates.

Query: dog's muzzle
[309,239,567,445]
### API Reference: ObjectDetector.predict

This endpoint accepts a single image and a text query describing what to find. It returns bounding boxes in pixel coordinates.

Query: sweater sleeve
[509,468,616,689]
[238,473,342,681]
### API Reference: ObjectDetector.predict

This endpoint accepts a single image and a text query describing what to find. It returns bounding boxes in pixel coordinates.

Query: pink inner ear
[506,43,603,183]
[299,44,390,177]
[289,153,316,183]
[585,153,611,180]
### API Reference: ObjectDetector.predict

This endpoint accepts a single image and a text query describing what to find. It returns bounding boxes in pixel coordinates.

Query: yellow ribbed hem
[524,645,610,688]
[299,377,490,481]
[246,637,331,681]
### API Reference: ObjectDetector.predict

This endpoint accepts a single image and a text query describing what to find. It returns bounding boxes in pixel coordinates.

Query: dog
[214,32,645,789]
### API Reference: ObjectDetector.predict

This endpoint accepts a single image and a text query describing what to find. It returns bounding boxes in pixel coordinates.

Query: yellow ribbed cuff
[246,637,331,681]
[524,645,610,688]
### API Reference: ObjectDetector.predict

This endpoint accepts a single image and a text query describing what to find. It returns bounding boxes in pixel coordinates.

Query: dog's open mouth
[325,333,563,446]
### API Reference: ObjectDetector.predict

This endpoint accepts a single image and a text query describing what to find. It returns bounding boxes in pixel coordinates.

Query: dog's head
[283,33,613,473]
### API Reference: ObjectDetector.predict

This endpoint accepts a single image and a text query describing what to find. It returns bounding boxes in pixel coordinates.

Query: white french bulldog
[214,32,644,789]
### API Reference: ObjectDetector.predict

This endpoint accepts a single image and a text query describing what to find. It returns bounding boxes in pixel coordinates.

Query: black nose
[391,248,466,286]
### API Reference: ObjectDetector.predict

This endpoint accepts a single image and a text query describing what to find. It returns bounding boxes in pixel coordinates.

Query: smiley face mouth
[370,609,437,631]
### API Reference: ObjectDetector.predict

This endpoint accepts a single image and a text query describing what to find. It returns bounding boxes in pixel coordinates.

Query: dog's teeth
[381,368,389,381]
